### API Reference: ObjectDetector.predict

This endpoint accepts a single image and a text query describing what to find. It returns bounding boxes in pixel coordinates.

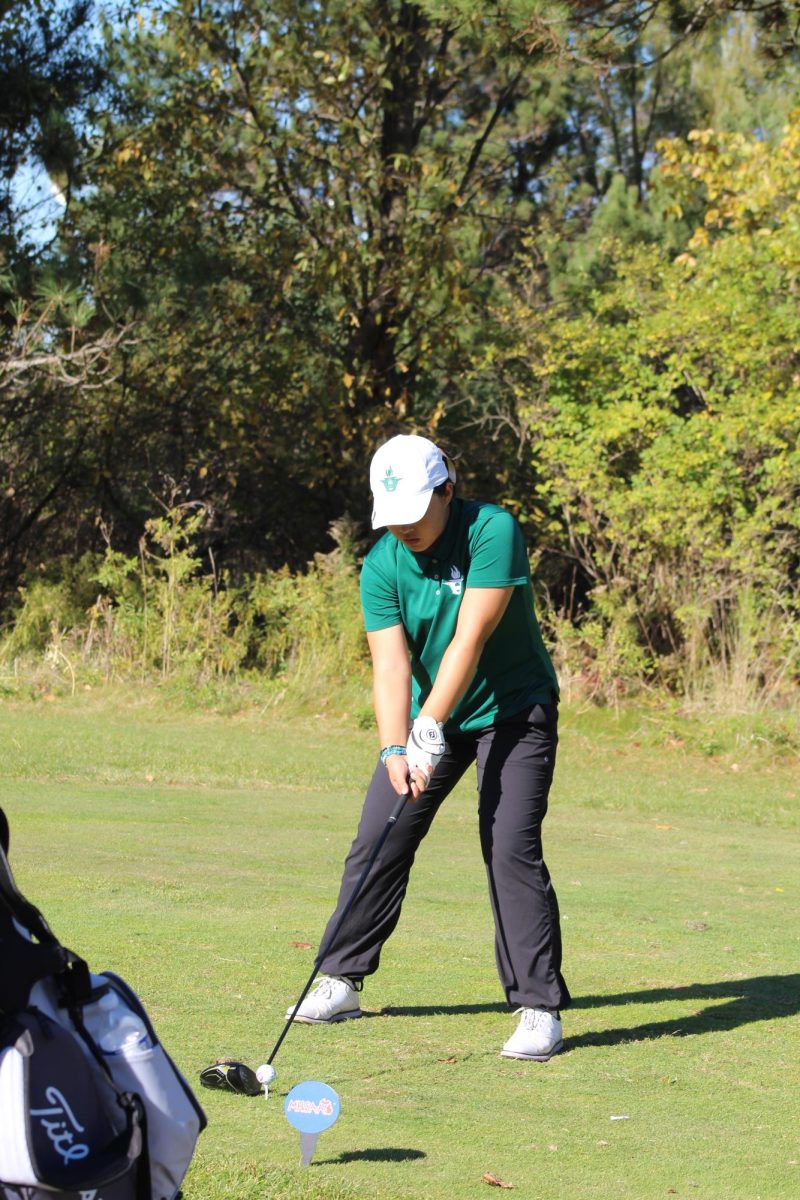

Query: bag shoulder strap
[0,808,92,1006]
[0,808,57,945]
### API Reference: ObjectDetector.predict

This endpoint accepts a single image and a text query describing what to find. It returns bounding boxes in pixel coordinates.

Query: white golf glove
[406,716,445,785]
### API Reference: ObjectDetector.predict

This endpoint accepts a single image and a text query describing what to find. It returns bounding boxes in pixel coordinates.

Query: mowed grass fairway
[2,697,798,1200]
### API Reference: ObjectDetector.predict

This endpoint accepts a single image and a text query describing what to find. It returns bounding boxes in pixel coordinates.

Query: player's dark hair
[433,451,457,497]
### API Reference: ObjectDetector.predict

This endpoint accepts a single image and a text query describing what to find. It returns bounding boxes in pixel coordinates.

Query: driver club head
[199,1059,262,1097]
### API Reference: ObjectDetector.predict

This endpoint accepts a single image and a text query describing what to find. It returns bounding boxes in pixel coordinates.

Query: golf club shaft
[267,790,408,1065]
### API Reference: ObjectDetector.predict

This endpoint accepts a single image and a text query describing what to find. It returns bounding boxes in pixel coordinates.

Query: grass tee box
[1,697,798,1200]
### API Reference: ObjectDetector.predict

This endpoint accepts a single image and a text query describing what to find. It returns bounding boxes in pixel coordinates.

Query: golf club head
[199,1059,262,1097]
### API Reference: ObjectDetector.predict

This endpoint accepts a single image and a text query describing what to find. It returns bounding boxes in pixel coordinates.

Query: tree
[5,0,800,601]
[71,0,575,567]
[0,1,120,594]
[0,0,105,270]
[476,112,800,698]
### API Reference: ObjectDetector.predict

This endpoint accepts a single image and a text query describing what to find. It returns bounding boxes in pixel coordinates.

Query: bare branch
[2,322,136,390]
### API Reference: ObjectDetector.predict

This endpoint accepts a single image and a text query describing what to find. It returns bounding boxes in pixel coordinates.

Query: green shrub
[0,506,370,715]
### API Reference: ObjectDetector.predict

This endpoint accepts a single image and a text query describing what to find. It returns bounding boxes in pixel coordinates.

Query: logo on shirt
[444,566,462,596]
[381,467,401,492]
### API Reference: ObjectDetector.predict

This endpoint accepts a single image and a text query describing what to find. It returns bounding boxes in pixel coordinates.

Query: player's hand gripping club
[406,716,445,792]
[381,716,445,799]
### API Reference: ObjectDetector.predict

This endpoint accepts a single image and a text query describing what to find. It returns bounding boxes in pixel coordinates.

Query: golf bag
[0,807,206,1200]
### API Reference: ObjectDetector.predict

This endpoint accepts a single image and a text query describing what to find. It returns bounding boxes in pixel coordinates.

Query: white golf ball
[256,1063,276,1085]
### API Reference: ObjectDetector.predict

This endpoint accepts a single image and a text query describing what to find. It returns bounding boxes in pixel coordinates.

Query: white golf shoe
[501,1008,564,1061]
[286,976,362,1024]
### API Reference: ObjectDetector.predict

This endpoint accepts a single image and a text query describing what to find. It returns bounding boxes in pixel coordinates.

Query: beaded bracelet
[380,744,407,764]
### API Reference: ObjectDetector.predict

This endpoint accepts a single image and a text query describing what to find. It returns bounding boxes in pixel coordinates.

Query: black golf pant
[320,702,571,1011]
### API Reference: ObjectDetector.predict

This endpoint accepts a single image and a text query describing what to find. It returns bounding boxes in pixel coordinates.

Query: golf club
[260,789,408,1083]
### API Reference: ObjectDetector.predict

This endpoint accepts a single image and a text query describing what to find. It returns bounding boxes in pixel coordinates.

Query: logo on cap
[382,467,401,492]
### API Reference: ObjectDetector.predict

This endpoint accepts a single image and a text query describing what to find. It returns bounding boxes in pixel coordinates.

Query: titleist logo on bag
[0,1009,139,1195]
[30,1085,92,1165]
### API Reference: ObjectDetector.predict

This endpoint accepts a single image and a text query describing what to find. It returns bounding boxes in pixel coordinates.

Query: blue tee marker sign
[284,1081,341,1165]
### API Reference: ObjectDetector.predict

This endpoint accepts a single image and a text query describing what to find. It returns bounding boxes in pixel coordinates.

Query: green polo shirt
[360,497,559,733]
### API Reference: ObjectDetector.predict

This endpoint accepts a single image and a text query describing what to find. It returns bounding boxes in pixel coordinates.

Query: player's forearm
[419,586,513,726]
[373,664,412,748]
[418,635,482,726]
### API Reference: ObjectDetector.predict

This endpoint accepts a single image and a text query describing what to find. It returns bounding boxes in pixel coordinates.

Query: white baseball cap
[369,435,454,529]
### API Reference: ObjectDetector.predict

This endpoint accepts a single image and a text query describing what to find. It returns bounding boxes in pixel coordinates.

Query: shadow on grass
[375,1003,507,1017]
[372,975,799,1048]
[313,1148,426,1165]
[568,973,800,1049]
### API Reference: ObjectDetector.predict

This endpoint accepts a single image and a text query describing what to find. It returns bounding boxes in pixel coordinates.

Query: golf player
[287,433,570,1060]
